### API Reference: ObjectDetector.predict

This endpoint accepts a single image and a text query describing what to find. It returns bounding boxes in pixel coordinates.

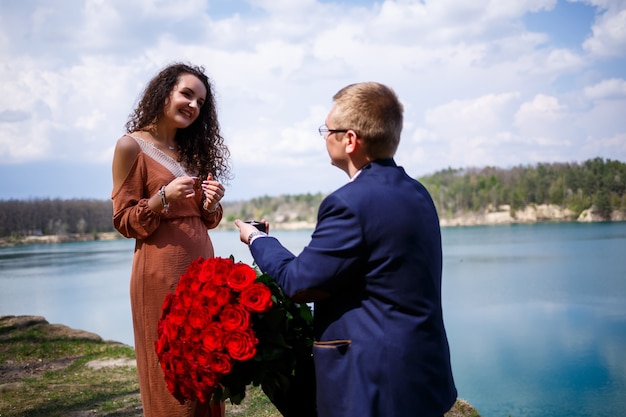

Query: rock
[86,358,136,369]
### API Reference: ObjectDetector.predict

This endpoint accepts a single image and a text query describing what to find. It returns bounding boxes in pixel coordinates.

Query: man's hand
[234,219,269,244]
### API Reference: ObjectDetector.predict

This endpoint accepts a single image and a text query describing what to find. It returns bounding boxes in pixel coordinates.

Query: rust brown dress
[112,136,225,417]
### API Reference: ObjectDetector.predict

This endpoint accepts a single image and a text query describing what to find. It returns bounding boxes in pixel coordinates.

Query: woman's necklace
[145,129,176,151]
[153,140,176,152]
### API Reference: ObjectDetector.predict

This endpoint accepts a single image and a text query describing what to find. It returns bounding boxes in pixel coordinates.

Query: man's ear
[344,130,359,154]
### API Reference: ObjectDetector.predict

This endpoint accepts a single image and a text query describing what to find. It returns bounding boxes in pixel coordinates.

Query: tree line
[1,158,624,238]
[420,157,626,219]
[0,199,114,238]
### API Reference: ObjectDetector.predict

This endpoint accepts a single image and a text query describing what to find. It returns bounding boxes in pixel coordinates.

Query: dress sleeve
[201,203,223,230]
[111,156,162,239]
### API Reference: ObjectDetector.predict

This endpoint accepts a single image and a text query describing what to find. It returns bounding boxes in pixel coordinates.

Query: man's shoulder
[322,174,381,209]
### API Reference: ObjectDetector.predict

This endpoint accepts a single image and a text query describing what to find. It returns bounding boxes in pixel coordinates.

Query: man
[235,82,457,417]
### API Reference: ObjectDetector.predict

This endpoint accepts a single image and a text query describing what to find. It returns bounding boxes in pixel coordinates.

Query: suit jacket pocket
[314,339,351,354]
[313,340,352,415]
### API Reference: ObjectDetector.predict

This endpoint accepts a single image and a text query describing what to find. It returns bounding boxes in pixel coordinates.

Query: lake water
[1,223,625,417]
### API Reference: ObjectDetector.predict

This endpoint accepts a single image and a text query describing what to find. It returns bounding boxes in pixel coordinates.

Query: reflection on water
[1,224,626,417]
[446,301,626,417]
[0,239,136,346]
[441,223,626,417]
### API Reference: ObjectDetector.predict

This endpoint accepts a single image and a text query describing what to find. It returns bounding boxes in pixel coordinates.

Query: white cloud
[584,78,626,99]
[0,0,624,200]
[514,94,566,126]
[583,6,626,56]
[514,94,575,147]
[583,132,626,156]
[426,92,521,136]
[136,0,208,19]
[397,92,523,173]
[574,96,626,145]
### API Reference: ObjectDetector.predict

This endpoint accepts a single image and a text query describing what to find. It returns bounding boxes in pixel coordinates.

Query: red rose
[200,257,233,286]
[159,351,174,372]
[164,373,179,400]
[198,366,219,388]
[178,258,204,290]
[169,305,187,327]
[163,319,182,342]
[240,282,274,313]
[155,336,168,355]
[186,327,203,344]
[224,329,258,361]
[181,343,197,364]
[169,340,184,357]
[188,367,206,402]
[160,293,175,318]
[204,285,232,316]
[188,276,203,293]
[191,293,208,311]
[189,306,212,330]
[201,322,225,351]
[213,257,234,279]
[178,290,194,309]
[172,356,189,376]
[196,367,219,400]
[219,304,251,331]
[205,351,233,375]
[227,263,257,291]
[200,283,218,298]
[178,375,196,403]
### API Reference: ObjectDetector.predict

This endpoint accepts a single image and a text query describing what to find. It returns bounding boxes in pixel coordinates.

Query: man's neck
[347,155,372,178]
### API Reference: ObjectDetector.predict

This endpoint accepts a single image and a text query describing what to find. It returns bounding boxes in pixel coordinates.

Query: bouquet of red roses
[155,256,315,415]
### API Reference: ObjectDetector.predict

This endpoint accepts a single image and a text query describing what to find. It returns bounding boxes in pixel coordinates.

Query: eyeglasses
[318,124,349,137]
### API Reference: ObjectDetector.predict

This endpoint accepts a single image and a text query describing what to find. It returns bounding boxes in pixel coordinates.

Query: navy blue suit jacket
[250,159,457,417]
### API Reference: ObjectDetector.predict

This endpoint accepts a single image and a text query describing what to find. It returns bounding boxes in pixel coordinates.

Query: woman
[111,63,230,417]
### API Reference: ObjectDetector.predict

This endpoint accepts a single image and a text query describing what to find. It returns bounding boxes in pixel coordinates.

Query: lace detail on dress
[129,135,193,178]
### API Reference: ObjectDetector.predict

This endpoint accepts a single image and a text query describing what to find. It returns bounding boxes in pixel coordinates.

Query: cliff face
[439,204,626,227]
[223,203,625,230]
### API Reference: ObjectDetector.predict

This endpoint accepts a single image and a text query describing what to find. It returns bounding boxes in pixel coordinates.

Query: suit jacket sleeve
[250,192,365,301]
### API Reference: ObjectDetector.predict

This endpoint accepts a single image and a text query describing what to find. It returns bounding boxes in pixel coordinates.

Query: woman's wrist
[158,186,169,213]
[203,200,218,213]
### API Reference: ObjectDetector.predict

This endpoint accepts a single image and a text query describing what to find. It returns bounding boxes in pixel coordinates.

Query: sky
[0,0,625,202]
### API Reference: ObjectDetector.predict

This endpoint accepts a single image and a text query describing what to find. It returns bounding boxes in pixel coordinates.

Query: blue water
[1,223,625,417]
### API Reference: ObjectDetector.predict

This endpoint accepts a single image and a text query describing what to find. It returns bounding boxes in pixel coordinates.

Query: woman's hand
[164,176,199,201]
[201,174,225,210]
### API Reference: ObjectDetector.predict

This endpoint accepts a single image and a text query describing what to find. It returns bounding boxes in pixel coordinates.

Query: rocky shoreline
[0,231,123,247]
[236,203,625,229]
[1,205,623,247]
[439,204,626,227]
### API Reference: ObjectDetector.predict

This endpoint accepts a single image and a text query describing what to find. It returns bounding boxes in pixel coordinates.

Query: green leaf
[298,304,314,324]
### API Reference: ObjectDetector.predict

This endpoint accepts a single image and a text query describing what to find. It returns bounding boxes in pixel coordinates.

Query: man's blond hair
[331,82,403,159]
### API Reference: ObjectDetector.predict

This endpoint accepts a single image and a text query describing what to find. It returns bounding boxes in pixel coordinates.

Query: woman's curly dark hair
[125,62,231,183]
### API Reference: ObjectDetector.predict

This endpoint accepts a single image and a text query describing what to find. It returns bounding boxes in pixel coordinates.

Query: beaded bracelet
[202,199,218,214]
[158,186,169,214]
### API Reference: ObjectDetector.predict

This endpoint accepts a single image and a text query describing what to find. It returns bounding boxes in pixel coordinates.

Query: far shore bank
[1,204,624,248]
[438,203,625,227]
[0,231,124,248]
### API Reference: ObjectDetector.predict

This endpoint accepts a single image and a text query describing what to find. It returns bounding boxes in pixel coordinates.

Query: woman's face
[163,73,208,129]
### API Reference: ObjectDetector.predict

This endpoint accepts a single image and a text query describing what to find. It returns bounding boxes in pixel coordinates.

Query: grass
[0,316,140,417]
[0,315,480,417]
[0,315,286,417]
